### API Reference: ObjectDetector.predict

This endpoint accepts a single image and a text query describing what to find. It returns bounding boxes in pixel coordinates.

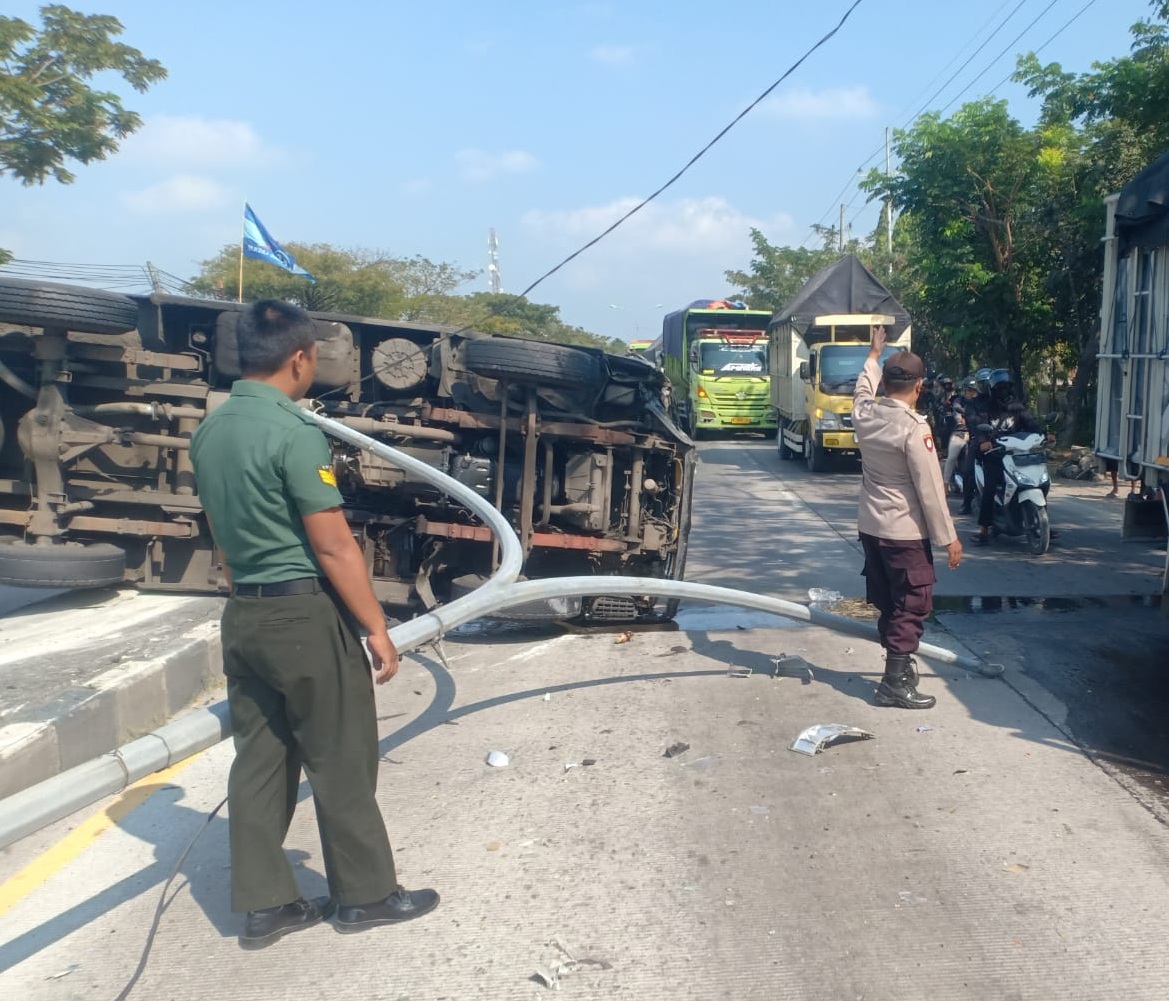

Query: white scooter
[954,427,1052,554]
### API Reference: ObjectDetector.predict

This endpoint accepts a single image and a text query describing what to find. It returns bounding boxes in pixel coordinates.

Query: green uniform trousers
[221,588,397,912]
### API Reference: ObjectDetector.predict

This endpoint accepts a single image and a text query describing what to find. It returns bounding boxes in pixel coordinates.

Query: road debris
[728,665,752,678]
[45,965,80,981]
[915,725,934,733]
[749,805,770,815]
[533,937,612,991]
[1003,862,1030,874]
[789,724,875,756]
[663,741,690,758]
[614,631,633,644]
[485,750,510,767]
[773,654,813,682]
[807,588,843,605]
[543,693,551,701]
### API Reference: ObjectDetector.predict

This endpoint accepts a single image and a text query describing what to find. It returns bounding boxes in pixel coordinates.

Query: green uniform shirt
[190,380,343,584]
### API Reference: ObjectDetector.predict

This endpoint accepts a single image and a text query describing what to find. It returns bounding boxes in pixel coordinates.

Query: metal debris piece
[915,725,934,733]
[46,965,80,981]
[789,723,875,756]
[581,758,596,766]
[564,762,579,772]
[663,741,690,758]
[772,654,813,682]
[728,665,752,678]
[486,750,510,767]
[532,964,561,990]
[749,805,770,815]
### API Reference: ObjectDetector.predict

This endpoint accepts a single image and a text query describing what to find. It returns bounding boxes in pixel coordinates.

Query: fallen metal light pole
[0,414,1000,849]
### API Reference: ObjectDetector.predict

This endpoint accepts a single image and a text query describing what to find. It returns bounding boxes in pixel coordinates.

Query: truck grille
[707,389,771,417]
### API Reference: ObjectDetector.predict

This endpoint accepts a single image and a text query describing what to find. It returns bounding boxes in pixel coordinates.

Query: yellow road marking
[0,755,203,917]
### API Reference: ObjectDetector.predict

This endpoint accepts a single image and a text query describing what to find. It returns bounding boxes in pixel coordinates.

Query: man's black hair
[238,299,316,376]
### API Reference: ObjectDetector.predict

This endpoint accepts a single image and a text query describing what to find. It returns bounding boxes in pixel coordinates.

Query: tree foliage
[188,246,623,353]
[0,5,166,186]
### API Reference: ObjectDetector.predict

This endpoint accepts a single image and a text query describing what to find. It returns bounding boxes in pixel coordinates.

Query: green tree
[862,99,1077,401]
[0,5,166,186]
[189,244,478,317]
[724,226,854,310]
[411,292,623,353]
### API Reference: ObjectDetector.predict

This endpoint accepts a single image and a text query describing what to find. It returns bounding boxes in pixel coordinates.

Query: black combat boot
[875,653,936,709]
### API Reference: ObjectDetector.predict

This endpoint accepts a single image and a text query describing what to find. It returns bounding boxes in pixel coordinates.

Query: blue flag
[242,204,316,281]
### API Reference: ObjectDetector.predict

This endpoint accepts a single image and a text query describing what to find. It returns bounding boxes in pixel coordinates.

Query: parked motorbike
[953,427,1052,554]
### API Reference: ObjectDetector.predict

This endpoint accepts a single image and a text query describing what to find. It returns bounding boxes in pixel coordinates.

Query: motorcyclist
[958,369,992,514]
[934,376,957,455]
[969,370,1046,546]
[944,376,979,495]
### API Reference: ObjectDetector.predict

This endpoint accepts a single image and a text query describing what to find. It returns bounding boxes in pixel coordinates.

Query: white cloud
[763,86,879,120]
[588,44,636,65]
[523,195,795,258]
[455,148,539,182]
[122,115,278,167]
[120,174,233,215]
[519,195,797,335]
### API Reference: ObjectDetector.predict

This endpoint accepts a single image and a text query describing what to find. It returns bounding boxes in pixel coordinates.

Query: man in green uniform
[190,299,438,948]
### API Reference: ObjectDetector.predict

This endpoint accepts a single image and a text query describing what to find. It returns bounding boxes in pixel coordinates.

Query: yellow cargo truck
[768,255,911,471]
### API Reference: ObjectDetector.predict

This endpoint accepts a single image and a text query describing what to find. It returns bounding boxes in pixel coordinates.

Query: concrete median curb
[0,620,224,800]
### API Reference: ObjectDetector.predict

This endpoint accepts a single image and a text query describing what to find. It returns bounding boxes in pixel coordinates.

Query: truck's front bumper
[814,429,859,456]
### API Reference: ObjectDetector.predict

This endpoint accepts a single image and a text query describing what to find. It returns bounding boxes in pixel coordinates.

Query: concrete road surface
[0,438,1166,1000]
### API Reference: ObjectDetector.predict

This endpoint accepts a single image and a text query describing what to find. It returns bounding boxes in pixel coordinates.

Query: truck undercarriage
[0,279,694,623]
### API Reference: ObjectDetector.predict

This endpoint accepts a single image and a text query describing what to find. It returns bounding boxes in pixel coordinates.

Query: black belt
[231,577,324,598]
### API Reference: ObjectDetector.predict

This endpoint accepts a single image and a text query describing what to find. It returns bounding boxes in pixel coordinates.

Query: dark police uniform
[190,380,397,913]
[853,356,957,655]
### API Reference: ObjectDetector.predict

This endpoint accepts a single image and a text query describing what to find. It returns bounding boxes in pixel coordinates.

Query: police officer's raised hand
[870,324,887,356]
[946,538,962,569]
[367,629,400,684]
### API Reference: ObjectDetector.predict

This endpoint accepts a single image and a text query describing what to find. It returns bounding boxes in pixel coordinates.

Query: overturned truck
[0,279,694,623]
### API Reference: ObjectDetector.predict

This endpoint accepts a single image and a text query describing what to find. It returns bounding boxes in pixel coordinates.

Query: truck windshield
[818,344,899,393]
[699,343,768,375]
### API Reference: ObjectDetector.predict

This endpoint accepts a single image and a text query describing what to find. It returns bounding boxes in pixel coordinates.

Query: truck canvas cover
[1113,147,1169,250]
[770,254,909,334]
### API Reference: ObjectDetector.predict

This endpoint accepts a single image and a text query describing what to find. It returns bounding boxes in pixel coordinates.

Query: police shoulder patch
[317,465,337,487]
[924,434,935,452]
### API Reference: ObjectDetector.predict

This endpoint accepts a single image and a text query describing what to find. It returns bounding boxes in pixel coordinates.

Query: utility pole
[487,228,501,294]
[839,204,845,253]
[145,260,163,295]
[885,127,893,275]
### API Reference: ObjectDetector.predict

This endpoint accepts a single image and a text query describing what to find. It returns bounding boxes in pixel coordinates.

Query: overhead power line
[517,0,867,299]
[814,0,1097,245]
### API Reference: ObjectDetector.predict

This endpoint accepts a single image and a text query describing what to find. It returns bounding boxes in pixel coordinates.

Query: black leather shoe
[240,896,334,949]
[335,886,440,933]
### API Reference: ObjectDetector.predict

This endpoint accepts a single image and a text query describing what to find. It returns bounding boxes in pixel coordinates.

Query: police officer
[854,324,962,709]
[190,300,438,948]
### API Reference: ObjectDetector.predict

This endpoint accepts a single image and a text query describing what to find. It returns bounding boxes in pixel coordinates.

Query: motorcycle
[952,426,1052,554]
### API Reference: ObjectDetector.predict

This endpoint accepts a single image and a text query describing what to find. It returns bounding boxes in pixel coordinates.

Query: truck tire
[0,278,139,335]
[0,540,126,588]
[686,407,705,441]
[777,420,796,459]
[805,437,828,473]
[464,338,602,390]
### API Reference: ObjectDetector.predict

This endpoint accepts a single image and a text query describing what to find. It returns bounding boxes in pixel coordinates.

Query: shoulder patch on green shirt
[317,465,337,487]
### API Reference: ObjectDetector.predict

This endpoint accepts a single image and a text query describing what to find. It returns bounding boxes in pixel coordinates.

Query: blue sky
[0,0,1154,341]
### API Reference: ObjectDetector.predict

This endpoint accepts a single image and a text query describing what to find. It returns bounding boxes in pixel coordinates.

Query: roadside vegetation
[727,2,1169,445]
